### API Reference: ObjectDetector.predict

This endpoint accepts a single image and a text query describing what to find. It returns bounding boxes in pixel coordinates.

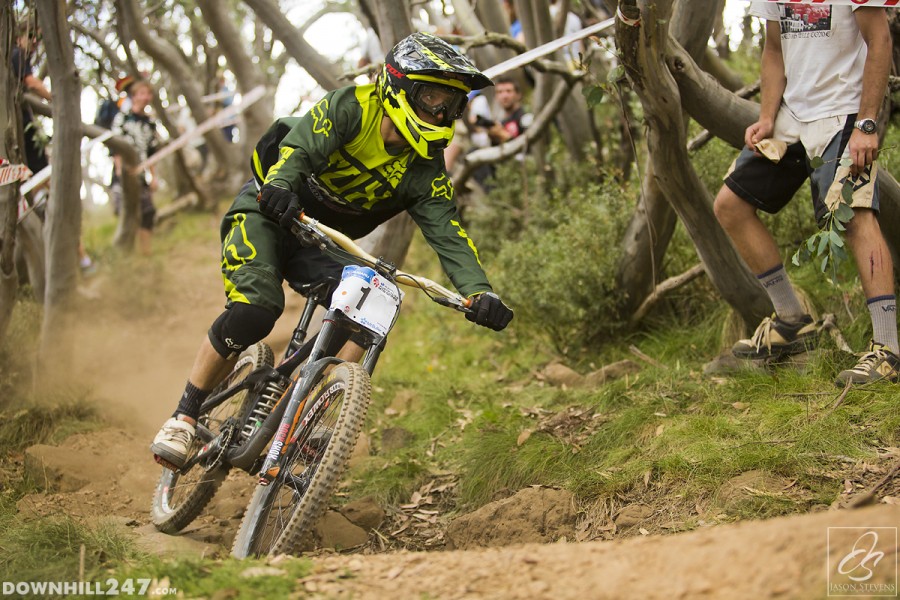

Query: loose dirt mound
[300,504,899,599]
[446,487,576,549]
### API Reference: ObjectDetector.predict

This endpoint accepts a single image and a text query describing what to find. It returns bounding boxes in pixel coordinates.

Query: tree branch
[630,264,706,326]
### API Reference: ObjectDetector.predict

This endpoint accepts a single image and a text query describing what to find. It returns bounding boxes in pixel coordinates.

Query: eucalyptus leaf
[835,203,855,222]
[583,86,605,108]
[841,180,854,204]
[817,232,829,256]
[828,230,844,248]
[809,156,825,169]
[833,244,849,261]
[820,254,829,273]
[607,65,625,83]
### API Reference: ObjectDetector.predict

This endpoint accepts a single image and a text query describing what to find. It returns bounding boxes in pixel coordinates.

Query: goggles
[408,82,468,123]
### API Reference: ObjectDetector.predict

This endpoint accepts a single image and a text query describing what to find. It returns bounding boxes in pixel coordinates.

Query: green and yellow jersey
[242,84,491,298]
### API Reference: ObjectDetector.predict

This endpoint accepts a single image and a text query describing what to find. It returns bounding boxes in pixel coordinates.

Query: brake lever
[433,296,472,313]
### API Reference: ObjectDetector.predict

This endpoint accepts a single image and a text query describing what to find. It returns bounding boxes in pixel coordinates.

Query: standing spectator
[110,79,162,256]
[10,19,50,175]
[714,5,896,385]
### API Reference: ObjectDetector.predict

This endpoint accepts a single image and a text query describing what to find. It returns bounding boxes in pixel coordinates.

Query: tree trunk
[355,0,417,266]
[458,0,511,70]
[615,0,721,319]
[118,0,238,175]
[0,3,18,342]
[616,0,771,326]
[195,0,274,157]
[243,0,344,92]
[36,0,84,365]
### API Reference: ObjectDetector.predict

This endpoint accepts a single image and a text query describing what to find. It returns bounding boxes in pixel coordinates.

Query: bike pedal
[153,454,182,473]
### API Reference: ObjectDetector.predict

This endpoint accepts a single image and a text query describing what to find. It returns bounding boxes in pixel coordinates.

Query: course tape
[0,162,32,187]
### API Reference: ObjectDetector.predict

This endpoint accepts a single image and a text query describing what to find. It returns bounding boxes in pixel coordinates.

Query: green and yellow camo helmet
[377,32,492,160]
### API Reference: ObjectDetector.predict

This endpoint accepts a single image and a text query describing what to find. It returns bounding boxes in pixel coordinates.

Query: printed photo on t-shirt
[779,5,832,38]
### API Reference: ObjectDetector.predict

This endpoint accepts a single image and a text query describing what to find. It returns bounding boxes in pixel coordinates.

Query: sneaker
[732,314,818,360]
[835,342,900,386]
[150,417,196,469]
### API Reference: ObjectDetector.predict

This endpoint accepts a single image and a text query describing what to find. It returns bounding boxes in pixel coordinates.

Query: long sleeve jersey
[249,84,491,297]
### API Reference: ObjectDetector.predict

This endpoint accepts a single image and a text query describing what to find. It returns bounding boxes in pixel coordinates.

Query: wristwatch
[854,118,877,134]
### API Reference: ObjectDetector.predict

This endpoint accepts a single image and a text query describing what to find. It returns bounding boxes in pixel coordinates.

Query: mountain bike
[149,214,472,558]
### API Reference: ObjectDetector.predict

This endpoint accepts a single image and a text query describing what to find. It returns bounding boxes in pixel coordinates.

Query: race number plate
[330,266,403,336]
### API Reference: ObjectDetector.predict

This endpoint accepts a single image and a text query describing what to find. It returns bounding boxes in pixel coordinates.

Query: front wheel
[231,362,371,558]
[151,342,274,534]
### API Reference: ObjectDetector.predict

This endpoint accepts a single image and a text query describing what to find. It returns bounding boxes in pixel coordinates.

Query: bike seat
[288,277,338,297]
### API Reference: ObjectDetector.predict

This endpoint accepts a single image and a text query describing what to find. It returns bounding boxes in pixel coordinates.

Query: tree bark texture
[0,4,19,342]
[195,0,274,157]
[118,0,238,174]
[243,0,344,91]
[616,0,771,326]
[36,0,84,363]
[357,0,417,267]
[615,0,722,319]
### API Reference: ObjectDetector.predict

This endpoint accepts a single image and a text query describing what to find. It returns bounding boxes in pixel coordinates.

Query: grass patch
[0,516,144,584]
[121,556,313,600]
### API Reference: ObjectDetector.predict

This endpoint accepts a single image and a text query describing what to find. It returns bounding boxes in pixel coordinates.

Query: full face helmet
[377,32,492,159]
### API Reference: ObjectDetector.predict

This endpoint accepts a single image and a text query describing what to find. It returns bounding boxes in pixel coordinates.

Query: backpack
[94,98,120,130]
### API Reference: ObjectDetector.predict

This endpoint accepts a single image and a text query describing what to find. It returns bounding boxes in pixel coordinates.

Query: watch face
[859,119,877,134]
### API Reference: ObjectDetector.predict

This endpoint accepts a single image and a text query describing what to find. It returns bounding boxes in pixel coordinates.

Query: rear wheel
[231,362,370,557]
[151,343,274,533]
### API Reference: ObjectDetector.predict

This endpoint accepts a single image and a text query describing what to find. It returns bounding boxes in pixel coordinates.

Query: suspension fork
[257,310,345,484]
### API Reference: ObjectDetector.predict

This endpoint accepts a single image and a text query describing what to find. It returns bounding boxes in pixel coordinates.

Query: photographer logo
[828,527,898,597]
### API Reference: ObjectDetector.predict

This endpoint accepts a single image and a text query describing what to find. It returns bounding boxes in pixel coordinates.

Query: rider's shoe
[732,314,818,360]
[150,417,196,469]
[835,342,900,387]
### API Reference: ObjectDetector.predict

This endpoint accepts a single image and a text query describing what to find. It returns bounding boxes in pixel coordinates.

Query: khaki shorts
[724,109,878,224]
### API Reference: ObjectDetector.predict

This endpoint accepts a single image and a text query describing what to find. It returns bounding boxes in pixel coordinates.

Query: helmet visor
[409,82,468,124]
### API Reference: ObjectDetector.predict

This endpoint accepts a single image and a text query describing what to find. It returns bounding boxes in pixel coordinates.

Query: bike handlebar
[291,215,473,311]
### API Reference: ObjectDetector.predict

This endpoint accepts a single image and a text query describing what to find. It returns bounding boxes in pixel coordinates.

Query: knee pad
[208,303,278,359]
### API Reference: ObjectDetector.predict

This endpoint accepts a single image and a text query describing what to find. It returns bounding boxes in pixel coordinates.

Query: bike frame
[183,214,470,480]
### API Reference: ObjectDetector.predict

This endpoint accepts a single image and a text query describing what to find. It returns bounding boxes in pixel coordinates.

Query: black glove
[257,184,300,228]
[465,292,513,331]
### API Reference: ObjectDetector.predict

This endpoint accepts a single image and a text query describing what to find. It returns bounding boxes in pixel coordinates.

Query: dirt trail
[15,218,899,598]
[302,504,899,599]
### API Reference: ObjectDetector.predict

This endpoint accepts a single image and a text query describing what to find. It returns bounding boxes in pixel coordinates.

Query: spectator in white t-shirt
[714,4,896,385]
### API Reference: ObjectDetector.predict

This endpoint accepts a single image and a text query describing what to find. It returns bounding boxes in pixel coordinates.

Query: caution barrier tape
[0,163,32,187]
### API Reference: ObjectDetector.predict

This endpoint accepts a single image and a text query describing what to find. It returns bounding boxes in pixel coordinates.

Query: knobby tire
[231,362,371,558]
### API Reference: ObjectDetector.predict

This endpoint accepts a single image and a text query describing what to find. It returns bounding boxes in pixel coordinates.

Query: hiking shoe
[732,314,818,360]
[150,417,196,469]
[835,342,900,387]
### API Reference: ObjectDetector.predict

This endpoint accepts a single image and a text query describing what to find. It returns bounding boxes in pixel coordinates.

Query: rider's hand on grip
[257,184,300,228]
[465,292,513,331]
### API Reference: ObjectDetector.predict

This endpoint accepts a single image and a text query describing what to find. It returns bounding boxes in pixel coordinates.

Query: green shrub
[470,161,635,352]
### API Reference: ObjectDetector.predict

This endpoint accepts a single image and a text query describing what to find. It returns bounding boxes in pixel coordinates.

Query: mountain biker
[151,33,514,468]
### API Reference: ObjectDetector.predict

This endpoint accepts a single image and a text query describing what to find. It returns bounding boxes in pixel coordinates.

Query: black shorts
[219,180,344,317]
[724,113,879,224]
